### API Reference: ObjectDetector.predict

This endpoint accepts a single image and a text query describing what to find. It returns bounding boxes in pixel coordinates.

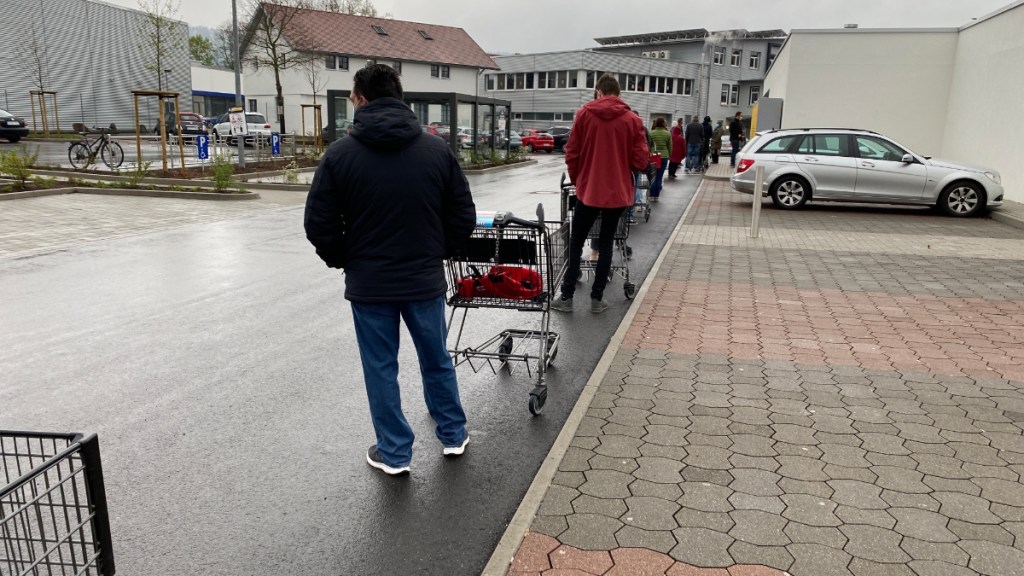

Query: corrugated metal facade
[1,0,191,132]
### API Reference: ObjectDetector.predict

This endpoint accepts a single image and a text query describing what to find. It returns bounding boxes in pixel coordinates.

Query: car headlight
[985,172,1001,185]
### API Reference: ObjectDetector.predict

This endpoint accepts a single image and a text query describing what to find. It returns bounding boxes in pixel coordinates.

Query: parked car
[455,128,475,149]
[546,126,571,150]
[730,128,1004,217]
[422,124,449,142]
[520,129,555,153]
[210,112,273,146]
[0,109,29,143]
[506,130,522,150]
[156,112,206,139]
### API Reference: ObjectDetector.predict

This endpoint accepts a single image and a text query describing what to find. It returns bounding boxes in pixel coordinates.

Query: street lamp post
[232,0,245,167]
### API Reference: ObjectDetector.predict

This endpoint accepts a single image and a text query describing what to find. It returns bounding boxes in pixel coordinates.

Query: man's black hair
[353,63,404,102]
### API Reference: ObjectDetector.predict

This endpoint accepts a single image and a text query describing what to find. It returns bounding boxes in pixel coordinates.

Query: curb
[0,186,259,201]
[480,180,705,576]
[989,206,1024,232]
[463,159,538,175]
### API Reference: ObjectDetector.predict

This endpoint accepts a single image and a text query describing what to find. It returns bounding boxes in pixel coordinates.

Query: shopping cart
[559,173,637,300]
[446,204,569,415]
[1,431,115,576]
[633,170,652,223]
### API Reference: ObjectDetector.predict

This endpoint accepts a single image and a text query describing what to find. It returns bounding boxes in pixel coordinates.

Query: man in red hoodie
[552,74,650,314]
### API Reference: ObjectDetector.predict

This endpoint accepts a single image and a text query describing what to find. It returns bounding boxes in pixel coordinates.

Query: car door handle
[803,157,819,162]
[861,161,875,168]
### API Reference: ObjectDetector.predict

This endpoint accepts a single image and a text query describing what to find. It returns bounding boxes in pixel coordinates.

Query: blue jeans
[730,140,740,166]
[627,172,644,218]
[686,143,702,171]
[650,158,668,197]
[351,296,467,468]
[560,201,626,301]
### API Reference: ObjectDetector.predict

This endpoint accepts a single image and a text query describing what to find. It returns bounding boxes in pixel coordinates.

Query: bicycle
[68,128,125,169]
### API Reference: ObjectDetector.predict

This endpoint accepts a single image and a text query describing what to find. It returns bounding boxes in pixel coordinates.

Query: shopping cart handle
[560,172,574,190]
[478,211,544,230]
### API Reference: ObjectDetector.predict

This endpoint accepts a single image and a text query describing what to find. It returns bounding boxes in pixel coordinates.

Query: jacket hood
[350,97,422,152]
[586,96,633,121]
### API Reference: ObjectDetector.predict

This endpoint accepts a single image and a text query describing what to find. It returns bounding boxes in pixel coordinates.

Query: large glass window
[557,71,568,88]
[731,49,742,67]
[586,71,596,89]
[485,75,494,90]
[856,136,907,161]
[720,85,729,105]
[515,73,526,90]
[758,135,798,153]
[813,134,848,157]
[729,85,740,105]
[714,47,725,65]
[680,79,693,96]
[496,74,506,90]
[537,72,547,89]
[749,86,760,105]
[525,73,534,89]
[749,51,761,69]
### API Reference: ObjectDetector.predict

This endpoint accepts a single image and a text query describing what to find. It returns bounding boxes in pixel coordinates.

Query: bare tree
[137,0,185,91]
[317,0,377,15]
[18,27,49,92]
[214,21,237,69]
[300,56,327,105]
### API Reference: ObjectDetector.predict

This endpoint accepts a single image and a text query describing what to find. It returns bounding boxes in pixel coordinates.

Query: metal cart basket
[559,173,637,300]
[446,205,568,415]
[1,431,114,576]
[633,171,652,223]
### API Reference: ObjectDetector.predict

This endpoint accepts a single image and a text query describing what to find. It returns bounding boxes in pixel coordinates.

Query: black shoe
[366,445,410,476]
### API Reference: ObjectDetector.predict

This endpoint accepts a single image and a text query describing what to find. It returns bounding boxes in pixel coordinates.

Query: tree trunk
[275,69,285,133]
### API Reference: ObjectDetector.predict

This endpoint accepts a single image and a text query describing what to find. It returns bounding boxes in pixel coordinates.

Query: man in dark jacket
[684,116,704,174]
[729,112,744,167]
[701,116,714,166]
[304,64,476,476]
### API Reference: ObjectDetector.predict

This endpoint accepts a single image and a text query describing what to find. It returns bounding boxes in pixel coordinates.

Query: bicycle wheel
[68,142,92,169]
[101,141,124,169]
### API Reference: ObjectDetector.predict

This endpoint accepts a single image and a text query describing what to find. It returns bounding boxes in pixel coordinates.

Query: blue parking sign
[196,134,209,160]
[271,132,281,156]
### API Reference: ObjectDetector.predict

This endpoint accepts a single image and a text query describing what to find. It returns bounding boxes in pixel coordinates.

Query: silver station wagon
[730,128,1004,217]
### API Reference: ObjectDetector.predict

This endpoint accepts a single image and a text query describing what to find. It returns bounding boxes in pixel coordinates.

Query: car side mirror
[901,154,914,164]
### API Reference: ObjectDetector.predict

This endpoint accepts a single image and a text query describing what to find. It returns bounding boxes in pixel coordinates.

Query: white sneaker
[443,435,470,457]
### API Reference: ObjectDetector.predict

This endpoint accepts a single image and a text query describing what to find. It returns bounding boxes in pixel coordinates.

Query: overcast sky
[107,0,1012,53]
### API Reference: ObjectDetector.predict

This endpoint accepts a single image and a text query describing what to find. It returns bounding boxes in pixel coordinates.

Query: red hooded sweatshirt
[564,96,650,209]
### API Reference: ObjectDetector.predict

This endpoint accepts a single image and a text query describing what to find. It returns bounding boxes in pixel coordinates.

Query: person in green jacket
[648,117,672,201]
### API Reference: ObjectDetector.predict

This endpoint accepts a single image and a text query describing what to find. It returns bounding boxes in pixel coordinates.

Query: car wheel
[527,144,534,153]
[545,149,552,154]
[939,181,985,217]
[769,176,810,209]
[7,136,20,143]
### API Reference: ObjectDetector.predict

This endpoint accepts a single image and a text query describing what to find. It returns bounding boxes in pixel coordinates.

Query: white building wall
[191,64,239,94]
[243,59,480,134]
[943,3,1024,203]
[764,30,958,156]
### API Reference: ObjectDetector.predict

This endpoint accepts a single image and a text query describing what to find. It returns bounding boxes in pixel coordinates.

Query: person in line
[304,64,476,477]
[668,118,686,180]
[729,111,744,168]
[684,115,704,174]
[648,118,672,200]
[701,116,714,168]
[551,74,649,315]
[711,120,725,164]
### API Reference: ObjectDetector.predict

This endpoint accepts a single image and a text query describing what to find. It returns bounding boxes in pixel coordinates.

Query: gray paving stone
[670,526,736,567]
[639,443,688,461]
[961,539,1024,576]
[784,522,848,548]
[572,494,628,519]
[842,524,911,563]
[930,414,983,434]
[633,456,684,484]
[553,471,587,489]
[588,407,613,420]
[629,478,682,501]
[730,468,783,497]
[786,543,854,576]
[590,392,618,409]
[681,467,735,485]
[727,540,795,571]
[872,465,930,493]
[558,513,624,551]
[911,454,971,479]
[729,433,779,457]
[816,431,865,447]
[828,479,886,509]
[835,506,897,529]
[576,416,608,437]
[777,455,829,481]
[822,444,872,468]
[782,493,842,527]
[571,437,600,451]
[975,477,1024,506]
[613,396,656,411]
[538,484,578,516]
[684,445,733,470]
[823,464,879,483]
[594,434,644,458]
[687,432,734,450]
[934,491,1002,524]
[775,442,823,458]
[890,508,958,543]
[730,406,773,425]
[848,558,916,576]
[601,422,649,439]
[880,491,940,513]
[728,492,785,515]
[1006,521,1024,546]
[948,521,1015,546]
[607,406,652,427]
[531,514,568,538]
[899,538,968,566]
[952,442,1009,466]
[728,509,790,546]
[643,424,688,447]
[647,414,692,428]
[578,469,634,499]
[614,525,677,553]
[962,462,1020,481]
[674,507,735,532]
[730,453,782,472]
[559,446,594,472]
[620,496,681,531]
[652,397,697,417]
[779,478,834,498]
[923,476,981,496]
[587,455,639,474]
[847,406,893,424]
[907,560,976,576]
[859,433,911,455]
[866,452,919,468]
[678,482,733,512]
[813,414,859,435]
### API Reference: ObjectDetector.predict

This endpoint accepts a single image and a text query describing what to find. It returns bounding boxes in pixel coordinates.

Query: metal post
[52,93,60,134]
[175,94,186,177]
[750,165,765,238]
[133,95,142,169]
[158,98,168,171]
[232,0,245,168]
[40,93,49,137]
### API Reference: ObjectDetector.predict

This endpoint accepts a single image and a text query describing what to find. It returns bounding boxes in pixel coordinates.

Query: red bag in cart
[457,265,543,300]
[646,153,661,180]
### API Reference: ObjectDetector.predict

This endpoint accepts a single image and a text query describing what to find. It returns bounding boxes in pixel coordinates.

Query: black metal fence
[1,432,114,576]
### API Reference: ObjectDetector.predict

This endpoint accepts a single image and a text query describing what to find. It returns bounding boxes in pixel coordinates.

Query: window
[749,86,760,105]
[557,71,568,89]
[749,51,761,69]
[586,71,596,89]
[730,49,742,67]
[713,47,725,65]
[325,54,336,70]
[431,64,440,77]
[636,76,645,92]
[485,75,494,90]
[759,135,798,153]
[665,78,674,94]
[680,79,693,96]
[797,136,814,154]
[441,65,450,78]
[513,112,523,120]
[248,99,257,112]
[338,56,349,70]
[418,29,433,40]
[855,136,907,161]
[525,73,534,89]
[730,84,740,105]
[812,135,848,157]
[626,74,637,92]
[720,85,730,106]
[392,61,402,75]
[371,24,388,36]
[506,73,514,89]
[496,74,506,90]
[656,77,666,93]
[538,72,548,89]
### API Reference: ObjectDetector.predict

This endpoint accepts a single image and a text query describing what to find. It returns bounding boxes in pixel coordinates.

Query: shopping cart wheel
[625,245,633,260]
[498,336,513,362]
[529,388,547,415]
[644,206,651,222]
[624,282,637,300]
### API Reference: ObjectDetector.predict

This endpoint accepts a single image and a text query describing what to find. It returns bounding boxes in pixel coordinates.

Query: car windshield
[180,114,201,122]
[0,109,12,117]
[246,114,267,124]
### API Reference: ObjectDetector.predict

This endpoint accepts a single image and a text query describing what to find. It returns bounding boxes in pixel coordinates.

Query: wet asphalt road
[0,154,699,575]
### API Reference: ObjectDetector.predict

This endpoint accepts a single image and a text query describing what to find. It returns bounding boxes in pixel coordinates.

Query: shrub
[0,146,39,191]
[283,160,300,184]
[120,160,152,188]
[211,153,237,192]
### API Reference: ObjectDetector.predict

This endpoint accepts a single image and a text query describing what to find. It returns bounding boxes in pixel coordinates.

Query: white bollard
[749,165,765,238]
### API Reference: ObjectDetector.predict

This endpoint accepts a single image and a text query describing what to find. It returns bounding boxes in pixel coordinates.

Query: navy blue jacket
[304,97,476,302]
